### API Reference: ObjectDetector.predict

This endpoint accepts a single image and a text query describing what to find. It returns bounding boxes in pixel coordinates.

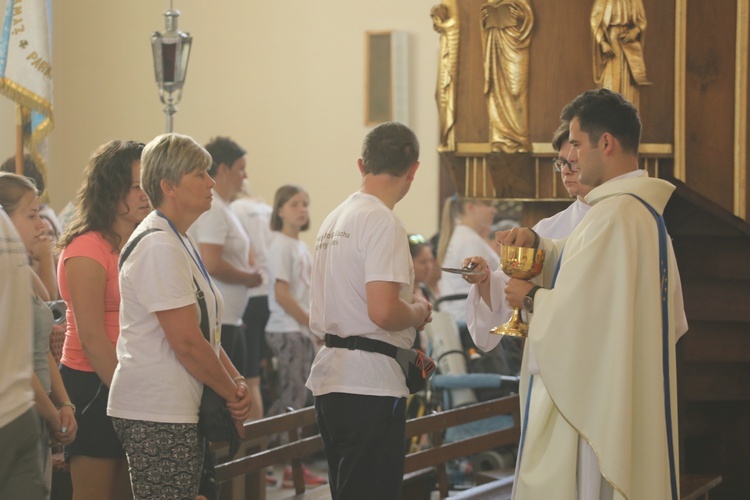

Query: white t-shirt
[231,198,272,298]
[439,224,501,323]
[189,192,251,325]
[0,209,34,428]
[266,232,312,333]
[108,212,224,424]
[306,192,415,398]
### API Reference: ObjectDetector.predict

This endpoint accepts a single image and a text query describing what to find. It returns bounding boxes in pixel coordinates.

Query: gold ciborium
[490,245,545,337]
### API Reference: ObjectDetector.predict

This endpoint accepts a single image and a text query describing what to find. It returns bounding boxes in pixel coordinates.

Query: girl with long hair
[266,184,326,488]
[0,172,78,496]
[57,140,149,500]
[436,196,500,324]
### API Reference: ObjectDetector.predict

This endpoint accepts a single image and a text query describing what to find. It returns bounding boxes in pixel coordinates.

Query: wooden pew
[213,395,521,500]
[213,395,720,500]
[214,406,323,499]
[401,395,520,499]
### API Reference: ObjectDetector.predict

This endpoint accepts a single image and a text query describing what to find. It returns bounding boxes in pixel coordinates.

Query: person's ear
[160,178,176,198]
[405,161,420,181]
[601,132,615,154]
[357,158,366,176]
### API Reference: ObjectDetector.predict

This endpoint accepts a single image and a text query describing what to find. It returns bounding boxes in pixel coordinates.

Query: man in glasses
[463,121,593,367]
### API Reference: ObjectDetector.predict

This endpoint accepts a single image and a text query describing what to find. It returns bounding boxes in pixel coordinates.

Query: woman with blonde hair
[57,140,149,499]
[0,172,78,496]
[107,133,250,499]
[436,196,500,325]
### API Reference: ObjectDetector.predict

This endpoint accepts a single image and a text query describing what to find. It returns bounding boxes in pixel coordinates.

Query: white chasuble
[514,175,685,500]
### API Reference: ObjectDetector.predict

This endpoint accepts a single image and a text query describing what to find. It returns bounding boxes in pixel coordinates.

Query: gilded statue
[591,0,651,108]
[481,0,533,154]
[432,1,460,152]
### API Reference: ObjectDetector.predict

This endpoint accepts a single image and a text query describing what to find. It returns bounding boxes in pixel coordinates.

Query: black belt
[324,333,399,359]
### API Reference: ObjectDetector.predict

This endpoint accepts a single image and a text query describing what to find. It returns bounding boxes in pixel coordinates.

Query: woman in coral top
[57,140,150,500]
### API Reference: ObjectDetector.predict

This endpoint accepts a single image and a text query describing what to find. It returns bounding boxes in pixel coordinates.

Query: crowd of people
[0,88,687,500]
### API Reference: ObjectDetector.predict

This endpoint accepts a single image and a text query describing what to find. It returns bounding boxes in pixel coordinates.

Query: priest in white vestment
[466,89,688,500]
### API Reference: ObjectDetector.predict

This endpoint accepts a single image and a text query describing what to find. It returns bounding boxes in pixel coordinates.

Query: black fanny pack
[324,334,435,394]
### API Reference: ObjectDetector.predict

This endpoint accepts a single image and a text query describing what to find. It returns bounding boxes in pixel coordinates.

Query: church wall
[0,0,442,247]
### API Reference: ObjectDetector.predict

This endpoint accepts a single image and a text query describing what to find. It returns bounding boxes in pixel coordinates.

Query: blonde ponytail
[436,196,464,265]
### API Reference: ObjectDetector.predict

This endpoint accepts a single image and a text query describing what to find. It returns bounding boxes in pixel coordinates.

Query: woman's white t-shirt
[266,233,311,333]
[108,212,224,424]
[189,192,251,326]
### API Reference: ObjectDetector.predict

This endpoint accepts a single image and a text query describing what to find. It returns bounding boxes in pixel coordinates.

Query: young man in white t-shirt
[306,122,432,499]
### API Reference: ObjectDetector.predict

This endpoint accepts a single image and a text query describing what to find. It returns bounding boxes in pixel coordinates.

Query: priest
[470,89,688,499]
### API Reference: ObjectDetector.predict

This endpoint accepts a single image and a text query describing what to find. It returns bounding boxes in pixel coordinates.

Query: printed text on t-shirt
[315,230,350,251]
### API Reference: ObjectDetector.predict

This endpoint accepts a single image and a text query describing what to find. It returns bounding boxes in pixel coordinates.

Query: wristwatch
[523,286,541,313]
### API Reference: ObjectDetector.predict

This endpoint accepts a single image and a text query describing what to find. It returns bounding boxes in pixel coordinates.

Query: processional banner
[0,0,53,186]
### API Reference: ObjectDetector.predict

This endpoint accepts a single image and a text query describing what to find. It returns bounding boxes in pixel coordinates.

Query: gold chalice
[490,245,545,337]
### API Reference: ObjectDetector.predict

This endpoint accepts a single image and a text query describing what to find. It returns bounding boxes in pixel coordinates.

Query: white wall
[0,0,441,247]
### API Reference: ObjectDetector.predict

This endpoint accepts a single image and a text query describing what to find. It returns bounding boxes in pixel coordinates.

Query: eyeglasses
[408,234,427,245]
[552,158,578,173]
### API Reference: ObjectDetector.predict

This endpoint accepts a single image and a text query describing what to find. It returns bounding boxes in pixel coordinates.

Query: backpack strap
[118,228,164,270]
[117,227,211,343]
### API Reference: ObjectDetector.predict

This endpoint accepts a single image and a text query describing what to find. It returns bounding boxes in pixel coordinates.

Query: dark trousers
[242,296,269,378]
[315,392,406,500]
[220,324,247,376]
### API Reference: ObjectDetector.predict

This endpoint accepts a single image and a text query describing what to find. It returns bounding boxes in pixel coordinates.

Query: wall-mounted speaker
[365,31,409,126]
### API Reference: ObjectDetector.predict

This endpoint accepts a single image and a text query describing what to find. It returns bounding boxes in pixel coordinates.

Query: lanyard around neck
[155,210,219,329]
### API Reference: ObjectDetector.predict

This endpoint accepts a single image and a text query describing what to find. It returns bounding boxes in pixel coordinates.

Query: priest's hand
[505,277,535,308]
[495,227,538,248]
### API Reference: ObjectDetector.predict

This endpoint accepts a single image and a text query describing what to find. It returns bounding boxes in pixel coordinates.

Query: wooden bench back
[404,395,520,498]
[214,394,521,499]
[214,406,323,497]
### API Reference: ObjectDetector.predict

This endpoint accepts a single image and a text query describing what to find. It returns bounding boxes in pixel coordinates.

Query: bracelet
[59,401,76,414]
[232,375,246,384]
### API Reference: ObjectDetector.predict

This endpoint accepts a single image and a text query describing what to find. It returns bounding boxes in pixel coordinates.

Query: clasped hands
[461,227,538,309]
[227,381,251,437]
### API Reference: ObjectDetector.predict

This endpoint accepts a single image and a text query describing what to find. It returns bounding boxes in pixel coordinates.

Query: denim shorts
[59,364,125,460]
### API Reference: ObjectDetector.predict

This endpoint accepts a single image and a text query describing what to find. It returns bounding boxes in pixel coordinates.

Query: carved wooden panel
[455,0,488,144]
[685,0,737,214]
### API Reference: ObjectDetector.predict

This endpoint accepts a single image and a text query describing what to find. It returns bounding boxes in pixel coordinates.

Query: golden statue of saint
[432,1,459,152]
[481,0,534,154]
[591,0,651,108]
